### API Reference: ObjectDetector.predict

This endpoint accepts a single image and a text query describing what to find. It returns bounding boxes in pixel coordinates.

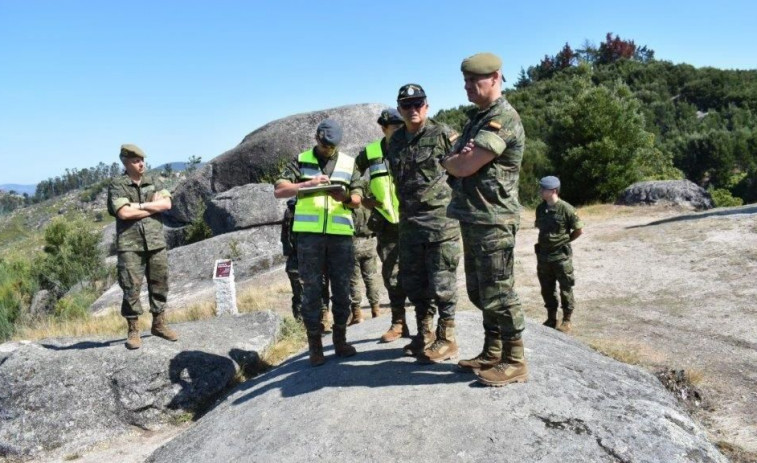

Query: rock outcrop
[166,103,386,226]
[0,311,279,461]
[205,183,288,236]
[148,312,726,463]
[90,225,284,314]
[616,179,713,210]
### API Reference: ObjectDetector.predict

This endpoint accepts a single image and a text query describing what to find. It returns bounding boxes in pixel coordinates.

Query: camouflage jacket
[535,199,583,261]
[107,174,171,252]
[385,118,460,243]
[447,96,526,226]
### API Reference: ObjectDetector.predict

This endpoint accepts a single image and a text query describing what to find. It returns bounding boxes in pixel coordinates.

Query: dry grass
[237,282,290,314]
[260,316,307,367]
[588,337,668,366]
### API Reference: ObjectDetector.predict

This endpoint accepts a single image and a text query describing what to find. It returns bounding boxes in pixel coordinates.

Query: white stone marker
[213,259,238,316]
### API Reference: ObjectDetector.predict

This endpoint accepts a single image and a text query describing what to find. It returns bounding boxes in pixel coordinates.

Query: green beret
[461,52,502,75]
[120,144,145,159]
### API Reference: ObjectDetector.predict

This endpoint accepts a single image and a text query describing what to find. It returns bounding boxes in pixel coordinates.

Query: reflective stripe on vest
[365,140,400,224]
[292,150,355,235]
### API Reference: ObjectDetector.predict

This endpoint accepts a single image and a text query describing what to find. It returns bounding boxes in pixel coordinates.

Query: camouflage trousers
[285,252,329,319]
[537,257,575,312]
[117,248,168,319]
[350,236,380,307]
[376,223,408,309]
[297,233,353,330]
[398,235,460,322]
[460,223,525,340]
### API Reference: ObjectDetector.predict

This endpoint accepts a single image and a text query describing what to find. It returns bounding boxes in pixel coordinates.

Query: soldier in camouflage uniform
[385,84,461,363]
[534,176,583,333]
[280,198,332,331]
[107,144,179,350]
[348,200,381,324]
[354,108,412,342]
[274,119,363,366]
[442,53,528,386]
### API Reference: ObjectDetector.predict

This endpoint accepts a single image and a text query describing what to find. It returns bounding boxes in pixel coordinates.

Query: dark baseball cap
[377,108,404,126]
[316,119,343,146]
[539,176,561,190]
[397,83,426,102]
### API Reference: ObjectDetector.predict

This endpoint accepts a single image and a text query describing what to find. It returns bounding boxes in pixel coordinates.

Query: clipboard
[297,183,346,197]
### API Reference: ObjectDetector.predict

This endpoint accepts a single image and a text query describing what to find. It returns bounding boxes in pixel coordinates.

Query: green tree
[36,218,105,294]
[187,155,202,174]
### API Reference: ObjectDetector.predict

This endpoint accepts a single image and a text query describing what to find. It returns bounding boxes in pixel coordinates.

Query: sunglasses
[399,100,425,110]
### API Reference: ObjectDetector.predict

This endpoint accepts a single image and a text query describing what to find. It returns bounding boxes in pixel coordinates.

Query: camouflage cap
[377,108,404,126]
[316,118,343,146]
[397,83,426,102]
[539,176,561,190]
[120,144,146,159]
[461,52,502,75]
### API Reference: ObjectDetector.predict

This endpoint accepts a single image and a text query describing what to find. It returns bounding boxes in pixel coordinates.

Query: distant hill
[0,184,36,196]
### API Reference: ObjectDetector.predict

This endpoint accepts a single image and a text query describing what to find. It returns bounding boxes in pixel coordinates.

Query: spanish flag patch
[488,121,502,130]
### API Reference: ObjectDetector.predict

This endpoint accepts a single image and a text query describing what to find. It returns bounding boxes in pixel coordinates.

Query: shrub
[708,187,744,208]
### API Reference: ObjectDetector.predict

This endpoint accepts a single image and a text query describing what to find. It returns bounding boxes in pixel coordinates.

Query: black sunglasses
[399,100,425,110]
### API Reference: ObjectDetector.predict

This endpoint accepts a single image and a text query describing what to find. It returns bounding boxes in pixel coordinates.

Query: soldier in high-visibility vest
[354,108,414,343]
[274,119,364,366]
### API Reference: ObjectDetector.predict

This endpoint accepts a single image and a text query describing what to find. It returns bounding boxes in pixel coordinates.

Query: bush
[0,258,36,341]
[54,289,97,320]
[708,187,744,208]
[184,205,213,244]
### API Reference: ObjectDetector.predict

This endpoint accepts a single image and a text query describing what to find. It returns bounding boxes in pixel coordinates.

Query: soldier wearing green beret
[534,176,583,333]
[107,144,178,349]
[442,52,528,386]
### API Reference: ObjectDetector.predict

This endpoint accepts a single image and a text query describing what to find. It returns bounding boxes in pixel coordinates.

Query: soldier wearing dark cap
[274,119,363,366]
[354,108,412,342]
[107,144,178,349]
[384,84,461,363]
[534,176,583,333]
[442,52,528,386]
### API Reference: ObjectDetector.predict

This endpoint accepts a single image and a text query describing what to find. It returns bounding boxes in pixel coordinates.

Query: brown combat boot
[557,309,573,333]
[332,324,357,357]
[151,312,178,342]
[380,307,410,343]
[403,316,435,357]
[371,304,381,318]
[320,309,333,335]
[348,304,364,325]
[307,329,325,366]
[458,331,502,372]
[542,309,558,329]
[476,338,529,387]
[125,318,141,350]
[418,319,458,364]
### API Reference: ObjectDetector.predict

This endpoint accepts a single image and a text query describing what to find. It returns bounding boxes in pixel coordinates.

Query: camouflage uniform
[385,119,461,326]
[447,95,526,340]
[354,142,408,311]
[535,199,583,314]
[281,199,330,320]
[349,205,381,309]
[275,151,362,331]
[107,174,171,319]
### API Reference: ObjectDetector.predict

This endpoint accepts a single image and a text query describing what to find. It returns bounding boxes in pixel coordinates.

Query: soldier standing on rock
[347,197,382,324]
[534,176,583,333]
[385,84,461,363]
[353,108,413,342]
[107,144,179,350]
[274,119,363,366]
[442,53,528,386]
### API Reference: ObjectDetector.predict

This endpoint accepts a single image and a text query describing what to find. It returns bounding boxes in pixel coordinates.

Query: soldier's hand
[362,197,379,209]
[460,139,475,155]
[306,175,330,187]
[328,189,349,202]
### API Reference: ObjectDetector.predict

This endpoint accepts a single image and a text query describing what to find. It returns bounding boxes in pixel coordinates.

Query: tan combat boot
[418,319,458,364]
[320,309,333,335]
[403,316,435,357]
[125,318,141,350]
[348,304,364,325]
[380,307,410,343]
[476,338,529,387]
[332,324,357,357]
[557,309,573,333]
[458,332,502,372]
[542,309,558,329]
[307,328,325,366]
[371,304,381,318]
[151,312,178,342]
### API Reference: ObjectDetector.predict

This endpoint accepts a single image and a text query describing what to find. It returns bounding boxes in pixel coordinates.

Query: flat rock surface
[148,313,726,463]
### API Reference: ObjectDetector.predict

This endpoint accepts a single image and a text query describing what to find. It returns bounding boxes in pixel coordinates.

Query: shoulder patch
[488,121,502,130]
[448,132,459,143]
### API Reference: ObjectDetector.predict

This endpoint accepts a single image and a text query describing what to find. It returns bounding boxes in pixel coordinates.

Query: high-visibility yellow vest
[293,150,355,236]
[365,140,400,224]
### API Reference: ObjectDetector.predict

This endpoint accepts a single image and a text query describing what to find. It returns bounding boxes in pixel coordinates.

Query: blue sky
[1,0,755,185]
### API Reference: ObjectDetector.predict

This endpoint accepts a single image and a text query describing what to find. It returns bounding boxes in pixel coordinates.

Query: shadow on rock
[39,339,125,350]
[627,204,757,229]
[168,350,238,414]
